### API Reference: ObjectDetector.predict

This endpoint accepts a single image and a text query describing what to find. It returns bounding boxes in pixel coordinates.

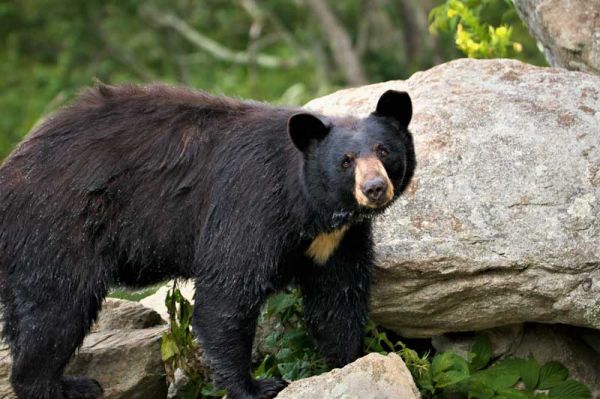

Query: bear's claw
[253,377,289,399]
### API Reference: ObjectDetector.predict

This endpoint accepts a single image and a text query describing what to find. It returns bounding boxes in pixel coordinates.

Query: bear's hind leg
[9,289,104,399]
[193,282,287,399]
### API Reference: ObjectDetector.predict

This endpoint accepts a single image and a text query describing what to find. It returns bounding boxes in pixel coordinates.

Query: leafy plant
[364,325,592,399]
[364,321,434,393]
[429,0,523,58]
[161,288,591,399]
[254,288,328,381]
[161,280,225,398]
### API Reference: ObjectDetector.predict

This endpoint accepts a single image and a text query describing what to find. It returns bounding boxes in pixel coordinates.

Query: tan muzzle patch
[354,156,394,208]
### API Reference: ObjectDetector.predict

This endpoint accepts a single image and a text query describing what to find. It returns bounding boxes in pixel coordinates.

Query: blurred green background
[0,0,546,160]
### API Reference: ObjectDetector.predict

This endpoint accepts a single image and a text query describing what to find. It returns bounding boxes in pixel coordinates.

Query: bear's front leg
[193,280,288,399]
[298,222,373,368]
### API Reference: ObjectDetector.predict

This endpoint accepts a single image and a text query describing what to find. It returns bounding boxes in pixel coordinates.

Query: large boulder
[306,58,600,338]
[276,353,420,399]
[0,298,167,399]
[514,0,600,74]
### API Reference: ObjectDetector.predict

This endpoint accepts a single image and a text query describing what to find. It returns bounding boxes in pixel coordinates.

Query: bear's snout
[353,156,394,208]
[361,177,387,203]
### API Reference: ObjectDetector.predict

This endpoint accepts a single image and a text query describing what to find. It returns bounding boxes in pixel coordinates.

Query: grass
[108,282,166,301]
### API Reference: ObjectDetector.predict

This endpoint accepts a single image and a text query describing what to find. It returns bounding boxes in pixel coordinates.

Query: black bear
[0,84,415,399]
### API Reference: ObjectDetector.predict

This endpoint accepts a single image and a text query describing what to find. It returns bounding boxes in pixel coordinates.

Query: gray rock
[432,324,524,359]
[514,0,600,74]
[275,352,420,399]
[93,297,165,332]
[306,58,600,337]
[65,327,167,399]
[0,299,168,399]
[0,345,12,399]
[167,368,190,399]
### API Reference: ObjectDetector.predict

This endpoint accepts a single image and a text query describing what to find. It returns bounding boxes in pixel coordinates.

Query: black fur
[0,84,415,399]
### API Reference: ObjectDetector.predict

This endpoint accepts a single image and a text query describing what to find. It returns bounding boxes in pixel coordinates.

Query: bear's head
[288,90,415,224]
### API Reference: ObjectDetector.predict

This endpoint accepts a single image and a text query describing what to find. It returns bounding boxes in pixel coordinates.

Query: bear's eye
[341,154,354,169]
[376,145,389,159]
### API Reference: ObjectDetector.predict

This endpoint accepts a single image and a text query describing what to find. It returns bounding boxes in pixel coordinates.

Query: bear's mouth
[358,195,392,209]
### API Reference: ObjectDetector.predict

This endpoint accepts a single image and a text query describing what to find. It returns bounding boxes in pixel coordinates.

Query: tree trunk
[303,0,368,85]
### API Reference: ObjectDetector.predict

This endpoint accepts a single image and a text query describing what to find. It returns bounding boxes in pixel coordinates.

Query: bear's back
[0,84,298,198]
[0,85,302,280]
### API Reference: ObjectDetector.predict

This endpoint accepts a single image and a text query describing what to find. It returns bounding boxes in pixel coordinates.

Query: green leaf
[470,334,492,371]
[494,358,528,370]
[432,352,470,388]
[548,380,591,399]
[432,351,470,374]
[495,387,532,399]
[470,367,520,390]
[278,361,302,380]
[275,347,293,361]
[280,328,308,346]
[416,377,435,395]
[200,383,226,397]
[160,334,180,361]
[520,356,540,391]
[264,332,280,348]
[436,370,471,387]
[456,378,495,399]
[267,292,297,316]
[538,361,569,390]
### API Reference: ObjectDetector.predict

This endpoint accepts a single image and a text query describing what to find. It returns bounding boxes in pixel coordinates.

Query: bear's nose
[361,177,387,203]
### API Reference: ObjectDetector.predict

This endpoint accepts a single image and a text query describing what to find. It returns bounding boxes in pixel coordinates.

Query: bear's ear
[374,90,412,128]
[288,113,330,153]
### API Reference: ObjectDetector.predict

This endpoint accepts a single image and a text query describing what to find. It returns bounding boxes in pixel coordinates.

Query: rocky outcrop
[0,299,167,399]
[514,0,600,74]
[306,58,600,338]
[276,353,420,399]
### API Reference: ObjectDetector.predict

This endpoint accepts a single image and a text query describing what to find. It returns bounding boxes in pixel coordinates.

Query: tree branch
[239,0,313,62]
[146,10,298,69]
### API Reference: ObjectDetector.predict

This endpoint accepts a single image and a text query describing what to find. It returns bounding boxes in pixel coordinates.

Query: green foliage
[430,0,521,58]
[1,0,548,161]
[363,327,592,399]
[161,281,225,398]
[160,289,591,399]
[429,0,545,64]
[254,289,328,381]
